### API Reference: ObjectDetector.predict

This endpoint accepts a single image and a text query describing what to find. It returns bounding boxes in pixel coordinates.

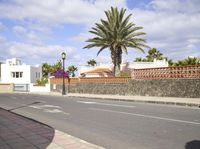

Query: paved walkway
[0,108,105,149]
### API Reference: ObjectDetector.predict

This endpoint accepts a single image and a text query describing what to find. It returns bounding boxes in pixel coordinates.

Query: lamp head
[61,52,66,60]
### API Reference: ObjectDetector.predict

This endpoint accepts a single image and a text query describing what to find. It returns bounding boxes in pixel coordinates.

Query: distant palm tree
[87,59,97,67]
[84,7,149,77]
[134,57,142,62]
[146,48,164,62]
[42,63,52,77]
[42,60,62,77]
[67,65,78,77]
[167,59,174,66]
[52,60,62,72]
[175,57,200,66]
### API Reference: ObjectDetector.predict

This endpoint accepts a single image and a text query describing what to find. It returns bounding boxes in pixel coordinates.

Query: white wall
[29,83,50,93]
[1,64,31,84]
[0,63,42,84]
[30,66,42,83]
[122,59,169,70]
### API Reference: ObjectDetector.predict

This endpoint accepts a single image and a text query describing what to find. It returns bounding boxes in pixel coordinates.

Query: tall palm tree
[84,7,149,76]
[67,65,78,77]
[87,59,97,67]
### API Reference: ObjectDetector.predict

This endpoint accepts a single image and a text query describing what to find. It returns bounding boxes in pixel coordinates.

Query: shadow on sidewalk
[185,140,200,149]
[0,108,55,149]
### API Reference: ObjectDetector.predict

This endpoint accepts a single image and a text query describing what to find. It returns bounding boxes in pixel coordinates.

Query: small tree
[52,60,62,72]
[42,63,52,77]
[36,77,48,86]
[67,65,78,77]
[42,60,63,77]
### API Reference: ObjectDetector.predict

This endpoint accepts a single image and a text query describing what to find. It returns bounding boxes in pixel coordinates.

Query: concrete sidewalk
[0,108,105,149]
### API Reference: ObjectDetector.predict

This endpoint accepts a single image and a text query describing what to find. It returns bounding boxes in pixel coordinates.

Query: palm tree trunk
[115,50,122,77]
[111,50,116,76]
[115,64,121,77]
[112,49,122,77]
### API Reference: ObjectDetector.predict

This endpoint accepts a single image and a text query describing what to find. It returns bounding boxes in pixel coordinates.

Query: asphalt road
[0,93,200,149]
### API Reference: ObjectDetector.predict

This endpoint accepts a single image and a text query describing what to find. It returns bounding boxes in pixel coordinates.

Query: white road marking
[29,104,61,109]
[29,104,69,115]
[77,101,136,108]
[40,105,61,108]
[90,108,200,125]
[44,109,69,115]
[44,109,63,113]
[29,105,42,109]
[77,101,97,104]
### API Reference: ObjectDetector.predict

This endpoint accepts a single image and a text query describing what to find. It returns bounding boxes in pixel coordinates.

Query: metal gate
[13,84,30,92]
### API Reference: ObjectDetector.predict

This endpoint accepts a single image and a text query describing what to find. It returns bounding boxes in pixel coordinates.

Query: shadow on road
[185,140,200,149]
[0,108,55,148]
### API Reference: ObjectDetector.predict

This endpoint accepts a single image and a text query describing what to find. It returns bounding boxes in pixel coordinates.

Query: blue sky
[0,0,199,67]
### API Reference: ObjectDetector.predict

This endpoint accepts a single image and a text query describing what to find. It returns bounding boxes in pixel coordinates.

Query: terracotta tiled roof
[81,68,112,74]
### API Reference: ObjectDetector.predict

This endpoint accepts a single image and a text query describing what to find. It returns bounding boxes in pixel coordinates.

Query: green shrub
[36,77,48,86]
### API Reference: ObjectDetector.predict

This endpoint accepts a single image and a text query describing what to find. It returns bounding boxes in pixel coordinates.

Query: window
[36,72,40,78]
[11,72,23,78]
[16,72,19,78]
[20,72,23,78]
[12,72,15,78]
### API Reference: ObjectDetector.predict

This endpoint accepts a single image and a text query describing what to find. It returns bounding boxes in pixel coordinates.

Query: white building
[121,59,169,70]
[0,58,42,84]
[79,59,169,77]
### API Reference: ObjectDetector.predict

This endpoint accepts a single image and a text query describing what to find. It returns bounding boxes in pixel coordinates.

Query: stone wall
[51,79,200,98]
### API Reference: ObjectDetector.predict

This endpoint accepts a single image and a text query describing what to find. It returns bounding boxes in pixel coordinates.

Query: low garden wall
[50,78,200,98]
[0,83,14,93]
[30,83,51,93]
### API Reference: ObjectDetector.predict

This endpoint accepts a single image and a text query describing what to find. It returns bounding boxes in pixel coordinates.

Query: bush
[52,69,69,78]
[36,77,48,86]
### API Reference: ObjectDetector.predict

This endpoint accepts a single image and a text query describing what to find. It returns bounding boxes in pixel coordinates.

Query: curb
[67,95,200,108]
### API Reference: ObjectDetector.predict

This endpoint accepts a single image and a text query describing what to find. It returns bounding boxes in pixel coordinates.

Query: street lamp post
[61,52,66,95]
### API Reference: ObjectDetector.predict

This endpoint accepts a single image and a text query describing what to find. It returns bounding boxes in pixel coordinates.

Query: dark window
[11,72,23,78]
[20,72,23,78]
[16,72,19,78]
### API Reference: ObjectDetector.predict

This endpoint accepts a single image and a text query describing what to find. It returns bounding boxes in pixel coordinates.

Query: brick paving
[0,108,105,149]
